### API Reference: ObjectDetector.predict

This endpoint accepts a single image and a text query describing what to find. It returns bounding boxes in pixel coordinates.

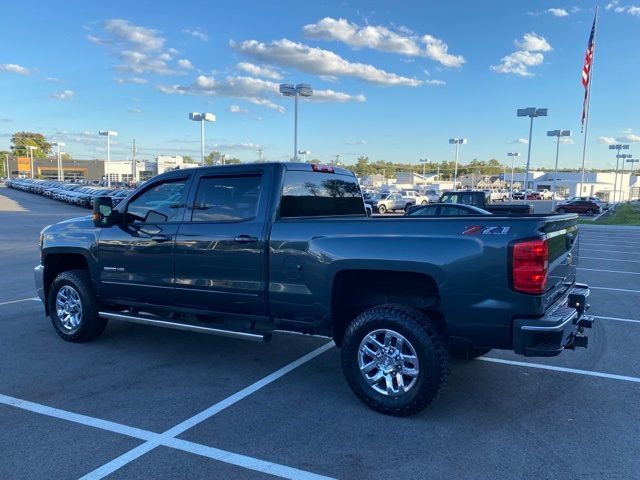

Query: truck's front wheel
[341,304,449,416]
[49,270,107,343]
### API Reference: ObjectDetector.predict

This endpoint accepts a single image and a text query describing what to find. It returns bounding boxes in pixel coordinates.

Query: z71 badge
[463,226,511,235]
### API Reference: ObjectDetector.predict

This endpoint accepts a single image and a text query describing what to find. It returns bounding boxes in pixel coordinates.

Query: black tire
[421,200,428,205]
[449,345,491,360]
[558,208,566,214]
[378,204,387,214]
[48,269,107,342]
[341,304,449,416]
[586,209,594,216]
[404,203,413,212]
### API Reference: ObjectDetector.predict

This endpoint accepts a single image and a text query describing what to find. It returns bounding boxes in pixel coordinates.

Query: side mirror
[92,196,116,227]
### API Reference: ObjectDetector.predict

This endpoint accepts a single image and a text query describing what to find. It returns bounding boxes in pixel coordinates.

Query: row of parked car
[4,178,132,209]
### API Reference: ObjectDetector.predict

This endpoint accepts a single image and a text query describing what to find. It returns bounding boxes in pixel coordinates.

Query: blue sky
[1,0,639,170]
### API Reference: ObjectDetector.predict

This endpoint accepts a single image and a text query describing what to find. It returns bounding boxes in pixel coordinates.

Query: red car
[555,200,601,216]
[525,191,541,200]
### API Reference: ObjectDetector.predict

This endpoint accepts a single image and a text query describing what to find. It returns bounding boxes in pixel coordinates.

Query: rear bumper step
[513,284,593,357]
[98,311,271,342]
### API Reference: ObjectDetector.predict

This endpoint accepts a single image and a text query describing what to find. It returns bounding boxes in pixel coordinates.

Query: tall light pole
[257,147,263,163]
[297,150,310,162]
[507,152,520,202]
[279,83,313,161]
[616,153,632,203]
[419,158,430,177]
[517,107,548,191]
[547,130,571,210]
[609,144,629,204]
[25,145,37,179]
[52,142,65,181]
[4,153,9,179]
[188,113,215,165]
[448,138,467,190]
[99,130,118,188]
[627,158,639,201]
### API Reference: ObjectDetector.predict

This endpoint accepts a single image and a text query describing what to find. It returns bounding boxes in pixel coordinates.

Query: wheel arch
[42,249,95,315]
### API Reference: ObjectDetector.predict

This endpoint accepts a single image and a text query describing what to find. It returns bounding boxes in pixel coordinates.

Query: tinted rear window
[279,171,365,217]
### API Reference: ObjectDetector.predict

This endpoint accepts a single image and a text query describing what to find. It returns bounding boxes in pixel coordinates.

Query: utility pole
[257,147,263,163]
[334,154,340,166]
[131,139,137,183]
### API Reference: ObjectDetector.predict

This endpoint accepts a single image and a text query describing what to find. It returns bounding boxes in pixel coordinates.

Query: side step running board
[99,311,271,343]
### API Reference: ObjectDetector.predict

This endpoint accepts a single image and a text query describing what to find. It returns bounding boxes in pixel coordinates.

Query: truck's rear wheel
[558,207,566,214]
[377,204,387,214]
[49,270,107,343]
[449,345,491,360]
[341,304,449,416]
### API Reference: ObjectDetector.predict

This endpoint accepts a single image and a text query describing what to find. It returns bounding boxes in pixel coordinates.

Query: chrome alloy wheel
[56,285,83,332]
[358,329,419,396]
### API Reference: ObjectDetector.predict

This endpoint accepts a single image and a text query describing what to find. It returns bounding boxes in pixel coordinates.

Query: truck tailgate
[542,217,579,308]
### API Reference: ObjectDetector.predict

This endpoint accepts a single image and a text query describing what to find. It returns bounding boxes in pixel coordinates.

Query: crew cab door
[173,167,271,314]
[97,176,191,305]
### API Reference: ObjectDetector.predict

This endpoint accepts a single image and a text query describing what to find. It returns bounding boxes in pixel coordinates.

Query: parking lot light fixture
[25,145,37,179]
[188,113,215,165]
[547,130,571,210]
[507,152,521,202]
[280,83,313,161]
[609,144,630,203]
[298,150,310,162]
[626,158,639,200]
[51,142,65,181]
[448,138,467,190]
[99,131,118,188]
[419,158,431,177]
[517,107,547,191]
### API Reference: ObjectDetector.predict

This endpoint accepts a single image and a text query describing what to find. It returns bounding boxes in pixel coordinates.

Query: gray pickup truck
[34,163,593,416]
[439,190,534,215]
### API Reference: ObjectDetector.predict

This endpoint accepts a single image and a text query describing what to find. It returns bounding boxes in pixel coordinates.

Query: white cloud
[0,63,31,75]
[597,136,616,144]
[604,1,640,15]
[127,107,142,113]
[231,39,422,86]
[157,74,366,110]
[302,17,465,67]
[424,79,446,85]
[559,137,574,145]
[52,90,75,100]
[606,1,619,10]
[491,33,552,76]
[182,27,209,41]
[617,134,640,143]
[237,62,282,80]
[178,59,195,69]
[422,35,465,67]
[229,104,248,113]
[508,138,529,145]
[115,76,148,84]
[546,8,569,17]
[628,6,640,16]
[88,19,183,75]
[44,76,63,83]
[347,140,368,145]
[515,32,553,52]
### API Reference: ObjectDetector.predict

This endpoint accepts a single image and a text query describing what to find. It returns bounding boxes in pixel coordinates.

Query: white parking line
[0,297,39,306]
[590,286,640,293]
[594,315,640,325]
[581,257,640,263]
[582,242,640,248]
[479,357,640,384]
[578,268,640,275]
[0,393,334,480]
[581,248,640,256]
[81,341,335,479]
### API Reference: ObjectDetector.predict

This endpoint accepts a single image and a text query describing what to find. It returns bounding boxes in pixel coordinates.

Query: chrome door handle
[151,235,172,243]
[234,235,258,244]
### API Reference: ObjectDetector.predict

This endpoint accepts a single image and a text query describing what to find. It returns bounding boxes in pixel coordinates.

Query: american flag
[581,13,597,131]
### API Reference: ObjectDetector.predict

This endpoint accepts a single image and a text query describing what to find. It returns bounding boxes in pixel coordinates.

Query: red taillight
[512,238,548,294]
[311,164,335,173]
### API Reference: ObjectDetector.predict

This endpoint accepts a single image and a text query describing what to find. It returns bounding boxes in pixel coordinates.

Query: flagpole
[578,8,598,196]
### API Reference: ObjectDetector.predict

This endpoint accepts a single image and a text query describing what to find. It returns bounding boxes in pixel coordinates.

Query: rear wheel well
[44,254,89,307]
[331,270,442,346]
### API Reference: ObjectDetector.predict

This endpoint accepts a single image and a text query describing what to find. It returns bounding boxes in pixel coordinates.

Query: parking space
[1,184,639,479]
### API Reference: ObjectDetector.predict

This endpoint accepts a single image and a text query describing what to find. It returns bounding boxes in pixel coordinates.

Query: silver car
[374,192,414,213]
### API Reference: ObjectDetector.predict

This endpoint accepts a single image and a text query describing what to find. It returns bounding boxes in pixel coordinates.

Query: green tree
[61,152,72,161]
[182,155,195,164]
[0,150,10,177]
[10,132,52,159]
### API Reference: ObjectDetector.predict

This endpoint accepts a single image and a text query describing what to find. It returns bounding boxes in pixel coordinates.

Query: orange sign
[17,157,31,173]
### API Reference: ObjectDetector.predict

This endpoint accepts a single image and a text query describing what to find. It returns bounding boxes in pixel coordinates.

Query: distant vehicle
[400,190,430,205]
[568,196,608,210]
[555,200,601,216]
[526,191,541,200]
[538,189,554,200]
[512,190,525,200]
[366,192,414,213]
[438,190,533,214]
[420,189,441,203]
[405,203,492,216]
[487,189,509,202]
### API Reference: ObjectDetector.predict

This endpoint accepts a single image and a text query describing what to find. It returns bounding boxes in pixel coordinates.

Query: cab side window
[126,179,187,224]
[190,175,262,222]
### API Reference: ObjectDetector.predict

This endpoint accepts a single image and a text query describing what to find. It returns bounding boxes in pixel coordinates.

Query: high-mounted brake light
[311,164,335,173]
[512,238,548,294]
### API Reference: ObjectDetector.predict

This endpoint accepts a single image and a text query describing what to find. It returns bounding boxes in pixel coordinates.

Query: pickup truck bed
[34,162,594,416]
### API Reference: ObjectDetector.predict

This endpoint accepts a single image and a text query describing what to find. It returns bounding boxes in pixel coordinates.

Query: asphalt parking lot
[1,183,639,480]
